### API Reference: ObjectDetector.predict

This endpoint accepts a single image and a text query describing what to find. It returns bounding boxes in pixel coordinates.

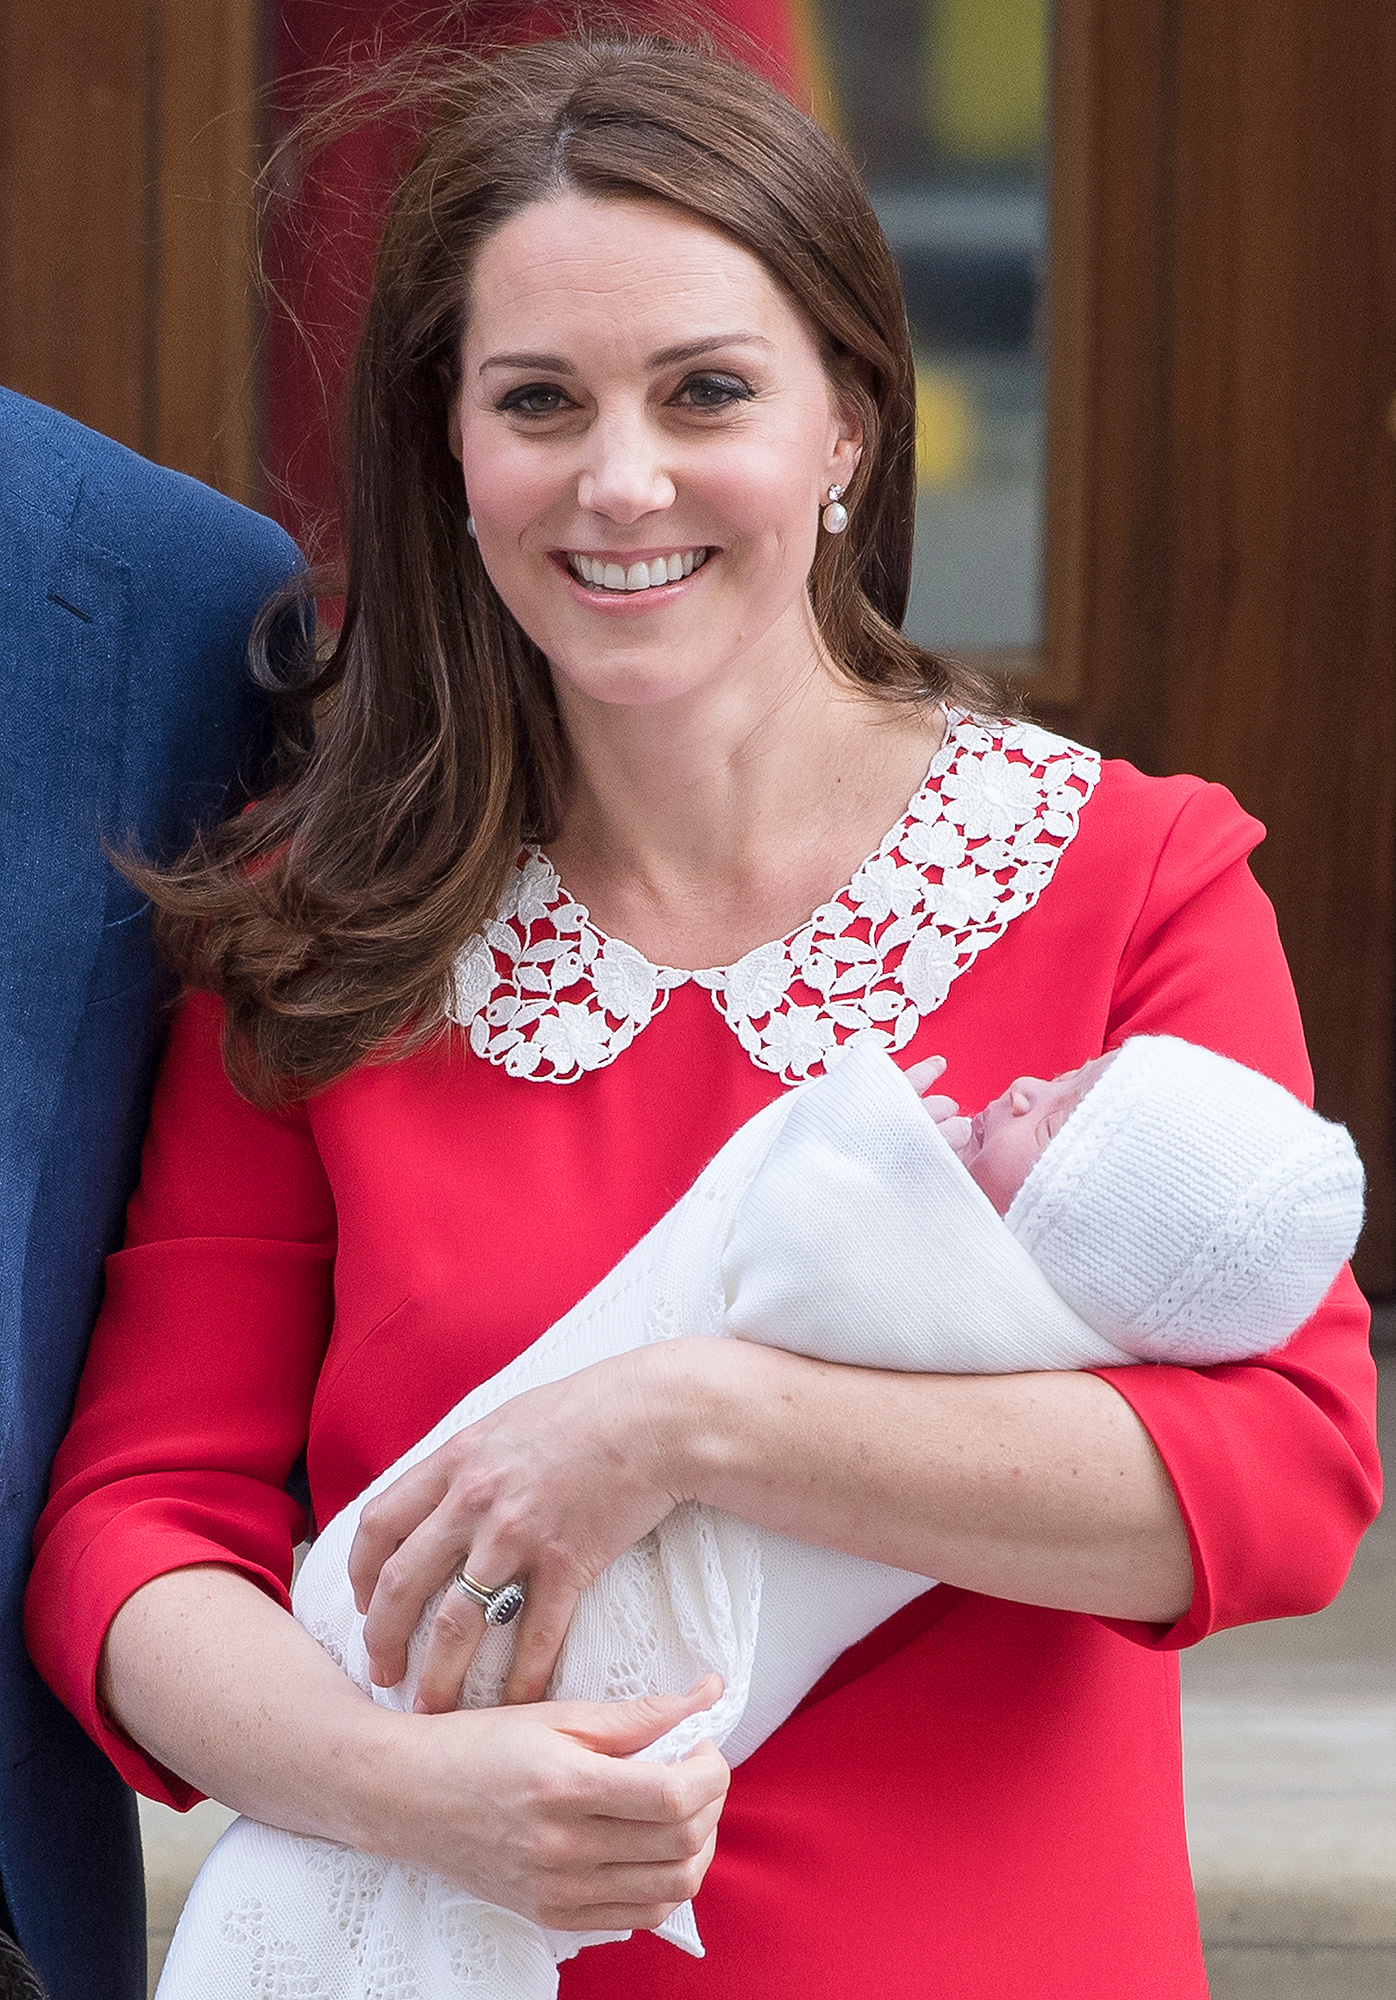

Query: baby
[159,1036,1364,2000]
[877,1051,1132,1327]
[943,1034,1361,1366]
[917,1050,1119,1213]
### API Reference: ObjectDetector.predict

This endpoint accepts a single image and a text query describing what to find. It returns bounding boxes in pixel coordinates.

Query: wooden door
[1035,0,1396,1291]
[0,0,262,502]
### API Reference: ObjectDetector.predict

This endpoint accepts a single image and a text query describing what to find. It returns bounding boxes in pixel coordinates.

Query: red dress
[26,722,1380,2000]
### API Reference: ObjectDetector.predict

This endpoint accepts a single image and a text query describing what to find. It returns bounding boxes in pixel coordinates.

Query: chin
[556,661,717,709]
[540,624,736,709]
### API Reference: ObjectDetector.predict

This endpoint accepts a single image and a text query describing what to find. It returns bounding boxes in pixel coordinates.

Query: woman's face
[450,192,861,718]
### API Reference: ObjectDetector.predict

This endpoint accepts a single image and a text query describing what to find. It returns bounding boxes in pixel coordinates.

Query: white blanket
[155,1046,1154,1999]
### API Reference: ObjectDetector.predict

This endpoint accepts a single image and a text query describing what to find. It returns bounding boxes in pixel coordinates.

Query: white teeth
[568,548,708,592]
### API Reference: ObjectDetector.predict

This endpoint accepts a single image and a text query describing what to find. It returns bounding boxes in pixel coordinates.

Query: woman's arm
[352,1337,1191,1713]
[30,991,728,1926]
[101,1564,729,1933]
[354,780,1380,1713]
[683,1342,1192,1617]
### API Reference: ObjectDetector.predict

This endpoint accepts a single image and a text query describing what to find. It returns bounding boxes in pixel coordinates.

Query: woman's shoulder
[959,711,1259,848]
[1076,748,1267,883]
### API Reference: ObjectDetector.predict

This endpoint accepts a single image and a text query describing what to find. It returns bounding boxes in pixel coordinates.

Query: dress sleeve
[1089,774,1382,1649]
[23,991,337,1804]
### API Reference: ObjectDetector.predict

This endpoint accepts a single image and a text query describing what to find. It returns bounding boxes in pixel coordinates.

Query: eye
[497,383,572,417]
[672,373,753,410]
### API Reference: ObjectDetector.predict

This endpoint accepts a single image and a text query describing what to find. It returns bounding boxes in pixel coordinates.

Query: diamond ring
[451,1568,526,1626]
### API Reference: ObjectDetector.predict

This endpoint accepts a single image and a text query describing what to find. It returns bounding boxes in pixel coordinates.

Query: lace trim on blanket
[445,711,1100,1085]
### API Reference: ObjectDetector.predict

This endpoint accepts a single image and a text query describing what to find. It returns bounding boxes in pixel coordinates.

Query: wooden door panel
[0,0,261,499]
[1035,0,1396,1290]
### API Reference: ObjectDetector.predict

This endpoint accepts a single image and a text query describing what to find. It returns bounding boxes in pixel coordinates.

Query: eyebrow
[477,331,774,376]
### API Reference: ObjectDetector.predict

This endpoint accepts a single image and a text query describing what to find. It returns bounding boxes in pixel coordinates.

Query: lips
[565,548,708,593]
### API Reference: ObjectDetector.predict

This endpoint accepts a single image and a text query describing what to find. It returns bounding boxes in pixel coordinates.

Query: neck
[544,607,945,968]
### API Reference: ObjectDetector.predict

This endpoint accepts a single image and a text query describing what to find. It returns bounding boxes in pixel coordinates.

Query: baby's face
[954,1054,1117,1215]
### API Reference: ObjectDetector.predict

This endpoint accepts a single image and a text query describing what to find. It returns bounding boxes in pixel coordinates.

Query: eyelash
[495,373,754,418]
[497,384,569,416]
[675,373,754,409]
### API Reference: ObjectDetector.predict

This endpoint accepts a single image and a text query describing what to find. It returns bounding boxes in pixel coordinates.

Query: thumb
[560,1674,724,1758]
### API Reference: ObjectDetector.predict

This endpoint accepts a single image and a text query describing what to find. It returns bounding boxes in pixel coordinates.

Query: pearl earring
[821,485,848,534]
[466,515,477,539]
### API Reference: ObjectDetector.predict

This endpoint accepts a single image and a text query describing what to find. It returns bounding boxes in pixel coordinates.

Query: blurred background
[1,4,1392,1994]
[3,2,1393,1297]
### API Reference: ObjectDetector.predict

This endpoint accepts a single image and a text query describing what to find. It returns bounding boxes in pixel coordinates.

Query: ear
[446,389,464,466]
[827,395,864,493]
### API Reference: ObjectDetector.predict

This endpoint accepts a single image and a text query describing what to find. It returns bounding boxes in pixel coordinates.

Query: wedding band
[451,1568,526,1626]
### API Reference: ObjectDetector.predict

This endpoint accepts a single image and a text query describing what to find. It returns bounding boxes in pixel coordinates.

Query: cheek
[717,405,831,530]
[694,440,822,600]
[456,421,558,531]
[970,1121,1044,1215]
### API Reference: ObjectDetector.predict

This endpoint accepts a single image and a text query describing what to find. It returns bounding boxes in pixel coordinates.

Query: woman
[25,33,1379,1998]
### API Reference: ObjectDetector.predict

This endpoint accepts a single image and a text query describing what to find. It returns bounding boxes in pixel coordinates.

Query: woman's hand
[352,1050,966,1717]
[350,1342,701,1711]
[103,1567,729,1935]
[377,1677,730,1932]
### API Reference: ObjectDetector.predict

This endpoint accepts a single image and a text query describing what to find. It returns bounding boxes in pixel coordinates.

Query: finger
[361,1508,492,1688]
[501,1577,580,1706]
[917,1092,960,1121]
[558,1677,723,1762]
[541,1832,718,1925]
[938,1114,974,1156]
[905,1053,948,1093]
[349,1457,455,1614]
[410,1572,503,1713]
[577,1741,731,1828]
[544,1900,693,1934]
[572,1791,726,1868]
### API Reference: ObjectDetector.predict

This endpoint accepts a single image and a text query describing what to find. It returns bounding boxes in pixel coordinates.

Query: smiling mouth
[565,548,709,593]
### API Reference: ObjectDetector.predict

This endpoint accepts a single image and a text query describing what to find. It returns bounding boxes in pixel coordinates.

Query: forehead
[463,192,813,362]
[1057,1052,1116,1104]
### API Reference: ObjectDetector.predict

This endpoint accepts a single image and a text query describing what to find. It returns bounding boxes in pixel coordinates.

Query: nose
[576,410,676,524]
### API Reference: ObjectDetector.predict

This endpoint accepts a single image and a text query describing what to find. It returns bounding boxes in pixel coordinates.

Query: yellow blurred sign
[916,366,975,489]
[930,0,1048,160]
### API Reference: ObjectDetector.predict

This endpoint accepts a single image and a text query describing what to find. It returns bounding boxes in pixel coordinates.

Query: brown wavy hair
[135,28,1008,1103]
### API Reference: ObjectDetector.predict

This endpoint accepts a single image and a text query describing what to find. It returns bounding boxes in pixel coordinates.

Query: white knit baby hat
[1004,1036,1365,1363]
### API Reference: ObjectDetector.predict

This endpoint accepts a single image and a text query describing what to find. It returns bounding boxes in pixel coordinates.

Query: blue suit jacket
[0,389,300,2000]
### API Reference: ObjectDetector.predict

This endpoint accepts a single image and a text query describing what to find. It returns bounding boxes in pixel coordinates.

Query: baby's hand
[905,1055,948,1096]
[935,1114,974,1160]
[904,1055,974,1160]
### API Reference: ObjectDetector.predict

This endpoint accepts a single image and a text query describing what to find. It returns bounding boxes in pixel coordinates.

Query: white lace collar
[447,710,1100,1085]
